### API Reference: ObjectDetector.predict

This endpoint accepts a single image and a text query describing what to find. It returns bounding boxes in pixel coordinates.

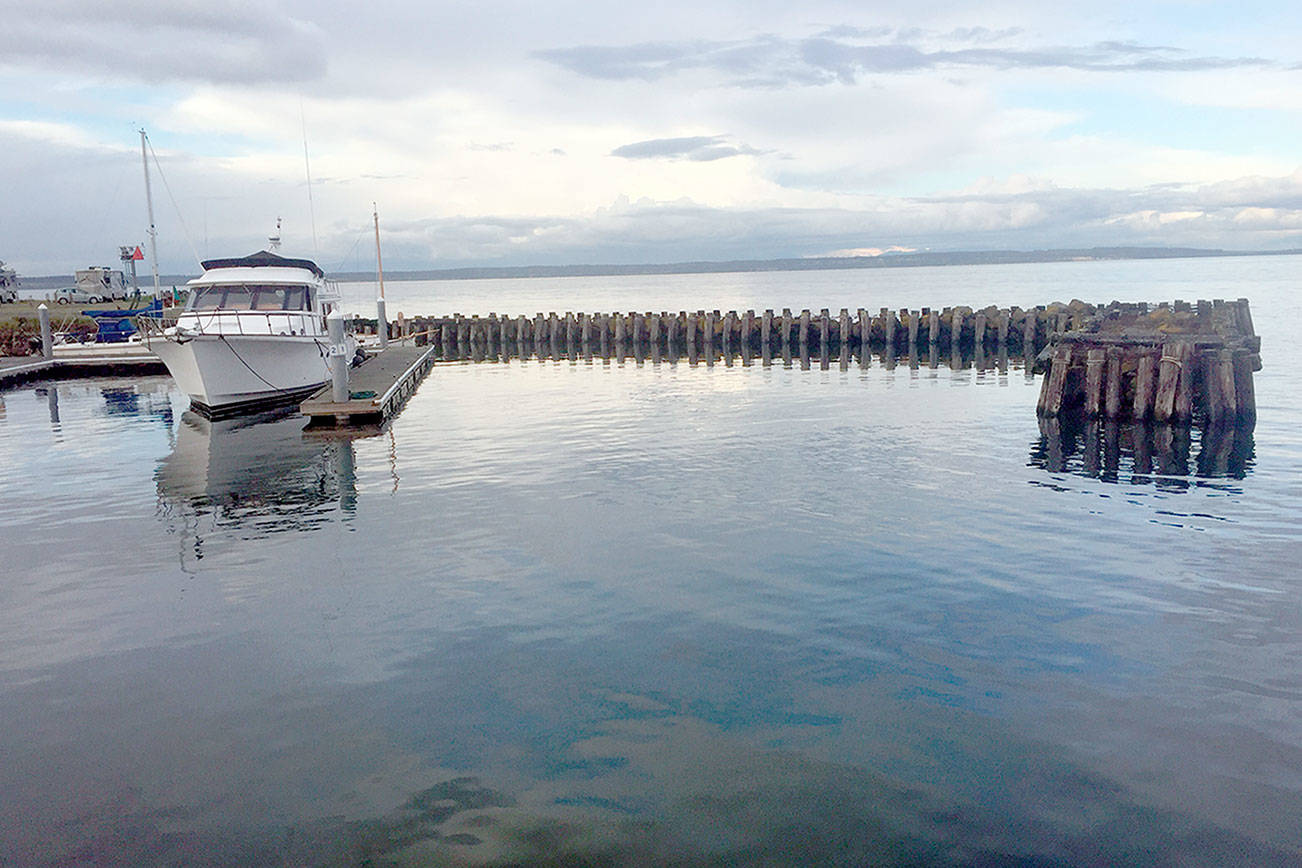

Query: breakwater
[353,301,1093,364]
[349,297,1260,424]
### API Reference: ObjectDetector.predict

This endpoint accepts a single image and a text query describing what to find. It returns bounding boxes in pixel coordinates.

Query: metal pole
[140,130,161,299]
[327,311,349,402]
[38,303,53,360]
[376,297,388,349]
[373,203,388,349]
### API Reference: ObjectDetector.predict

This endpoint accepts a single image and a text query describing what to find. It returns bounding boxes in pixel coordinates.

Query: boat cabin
[179,251,339,337]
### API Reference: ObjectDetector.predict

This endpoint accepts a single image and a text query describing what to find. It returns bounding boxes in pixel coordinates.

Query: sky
[1,0,1300,276]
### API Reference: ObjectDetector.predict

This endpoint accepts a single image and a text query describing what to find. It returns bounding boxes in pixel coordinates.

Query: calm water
[2,256,1300,866]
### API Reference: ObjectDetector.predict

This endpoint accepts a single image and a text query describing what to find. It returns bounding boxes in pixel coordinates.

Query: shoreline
[8,246,1301,289]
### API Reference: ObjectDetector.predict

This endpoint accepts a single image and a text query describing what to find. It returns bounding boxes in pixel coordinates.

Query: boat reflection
[155,406,358,558]
[1030,415,1255,490]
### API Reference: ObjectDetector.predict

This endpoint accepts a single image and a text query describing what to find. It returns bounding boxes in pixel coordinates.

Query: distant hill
[333,246,1300,282]
[20,246,1299,287]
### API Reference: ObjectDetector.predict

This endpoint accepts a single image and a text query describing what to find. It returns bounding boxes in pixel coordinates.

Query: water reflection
[155,407,358,558]
[1030,415,1256,488]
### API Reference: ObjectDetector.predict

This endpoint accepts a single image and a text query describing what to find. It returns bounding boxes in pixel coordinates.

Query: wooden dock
[300,344,437,426]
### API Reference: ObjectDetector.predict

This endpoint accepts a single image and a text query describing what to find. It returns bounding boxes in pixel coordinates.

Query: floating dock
[300,344,437,426]
[0,349,165,388]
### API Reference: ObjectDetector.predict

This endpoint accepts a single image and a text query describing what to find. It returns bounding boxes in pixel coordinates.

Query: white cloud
[1,1,1300,274]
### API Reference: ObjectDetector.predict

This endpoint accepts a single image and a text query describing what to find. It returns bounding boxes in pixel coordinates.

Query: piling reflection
[1030,414,1255,488]
[155,406,358,556]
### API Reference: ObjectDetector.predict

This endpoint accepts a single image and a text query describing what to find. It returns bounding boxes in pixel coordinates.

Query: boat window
[188,284,312,311]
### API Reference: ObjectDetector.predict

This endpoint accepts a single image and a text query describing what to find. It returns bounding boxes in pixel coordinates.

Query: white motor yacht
[147,250,357,418]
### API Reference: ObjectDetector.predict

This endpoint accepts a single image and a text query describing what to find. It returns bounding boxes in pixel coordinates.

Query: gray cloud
[611,135,763,161]
[0,0,326,85]
[536,29,1271,87]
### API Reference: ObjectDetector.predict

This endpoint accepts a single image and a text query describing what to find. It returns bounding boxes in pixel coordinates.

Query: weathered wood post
[1038,345,1073,416]
[1233,350,1256,422]
[858,308,870,354]
[781,309,793,350]
[882,307,895,359]
[928,309,940,346]
[704,311,716,353]
[1132,351,1157,419]
[907,310,919,351]
[1023,310,1037,358]
[1083,348,1106,416]
[761,309,772,349]
[1104,348,1123,419]
[1154,341,1193,422]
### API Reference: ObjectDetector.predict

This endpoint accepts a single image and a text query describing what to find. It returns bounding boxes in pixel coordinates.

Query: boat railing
[170,311,323,338]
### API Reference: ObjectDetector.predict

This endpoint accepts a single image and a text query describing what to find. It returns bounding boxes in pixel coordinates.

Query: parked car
[51,286,103,304]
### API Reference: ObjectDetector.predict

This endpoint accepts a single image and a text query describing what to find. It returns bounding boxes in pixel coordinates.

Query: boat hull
[150,332,342,418]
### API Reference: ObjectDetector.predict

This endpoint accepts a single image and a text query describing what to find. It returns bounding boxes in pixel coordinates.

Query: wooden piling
[1104,347,1123,419]
[1038,345,1073,416]
[1233,350,1256,421]
[1132,351,1157,419]
[1154,341,1192,422]
[928,309,940,345]
[1084,348,1106,416]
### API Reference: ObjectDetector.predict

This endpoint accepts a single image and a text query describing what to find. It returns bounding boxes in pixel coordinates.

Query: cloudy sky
[1,0,1300,275]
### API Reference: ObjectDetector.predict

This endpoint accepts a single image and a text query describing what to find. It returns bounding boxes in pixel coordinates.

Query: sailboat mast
[140,129,161,299]
[373,203,386,300]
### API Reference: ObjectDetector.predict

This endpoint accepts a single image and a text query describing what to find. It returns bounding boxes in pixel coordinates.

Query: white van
[51,286,101,305]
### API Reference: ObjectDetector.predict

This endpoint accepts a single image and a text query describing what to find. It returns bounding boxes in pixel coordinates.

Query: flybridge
[198,250,326,279]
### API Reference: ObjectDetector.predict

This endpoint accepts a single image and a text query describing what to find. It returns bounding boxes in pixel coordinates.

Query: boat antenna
[301,97,319,255]
[140,129,162,299]
[373,203,386,300]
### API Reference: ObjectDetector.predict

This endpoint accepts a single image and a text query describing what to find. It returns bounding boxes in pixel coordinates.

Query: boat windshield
[188,284,312,312]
